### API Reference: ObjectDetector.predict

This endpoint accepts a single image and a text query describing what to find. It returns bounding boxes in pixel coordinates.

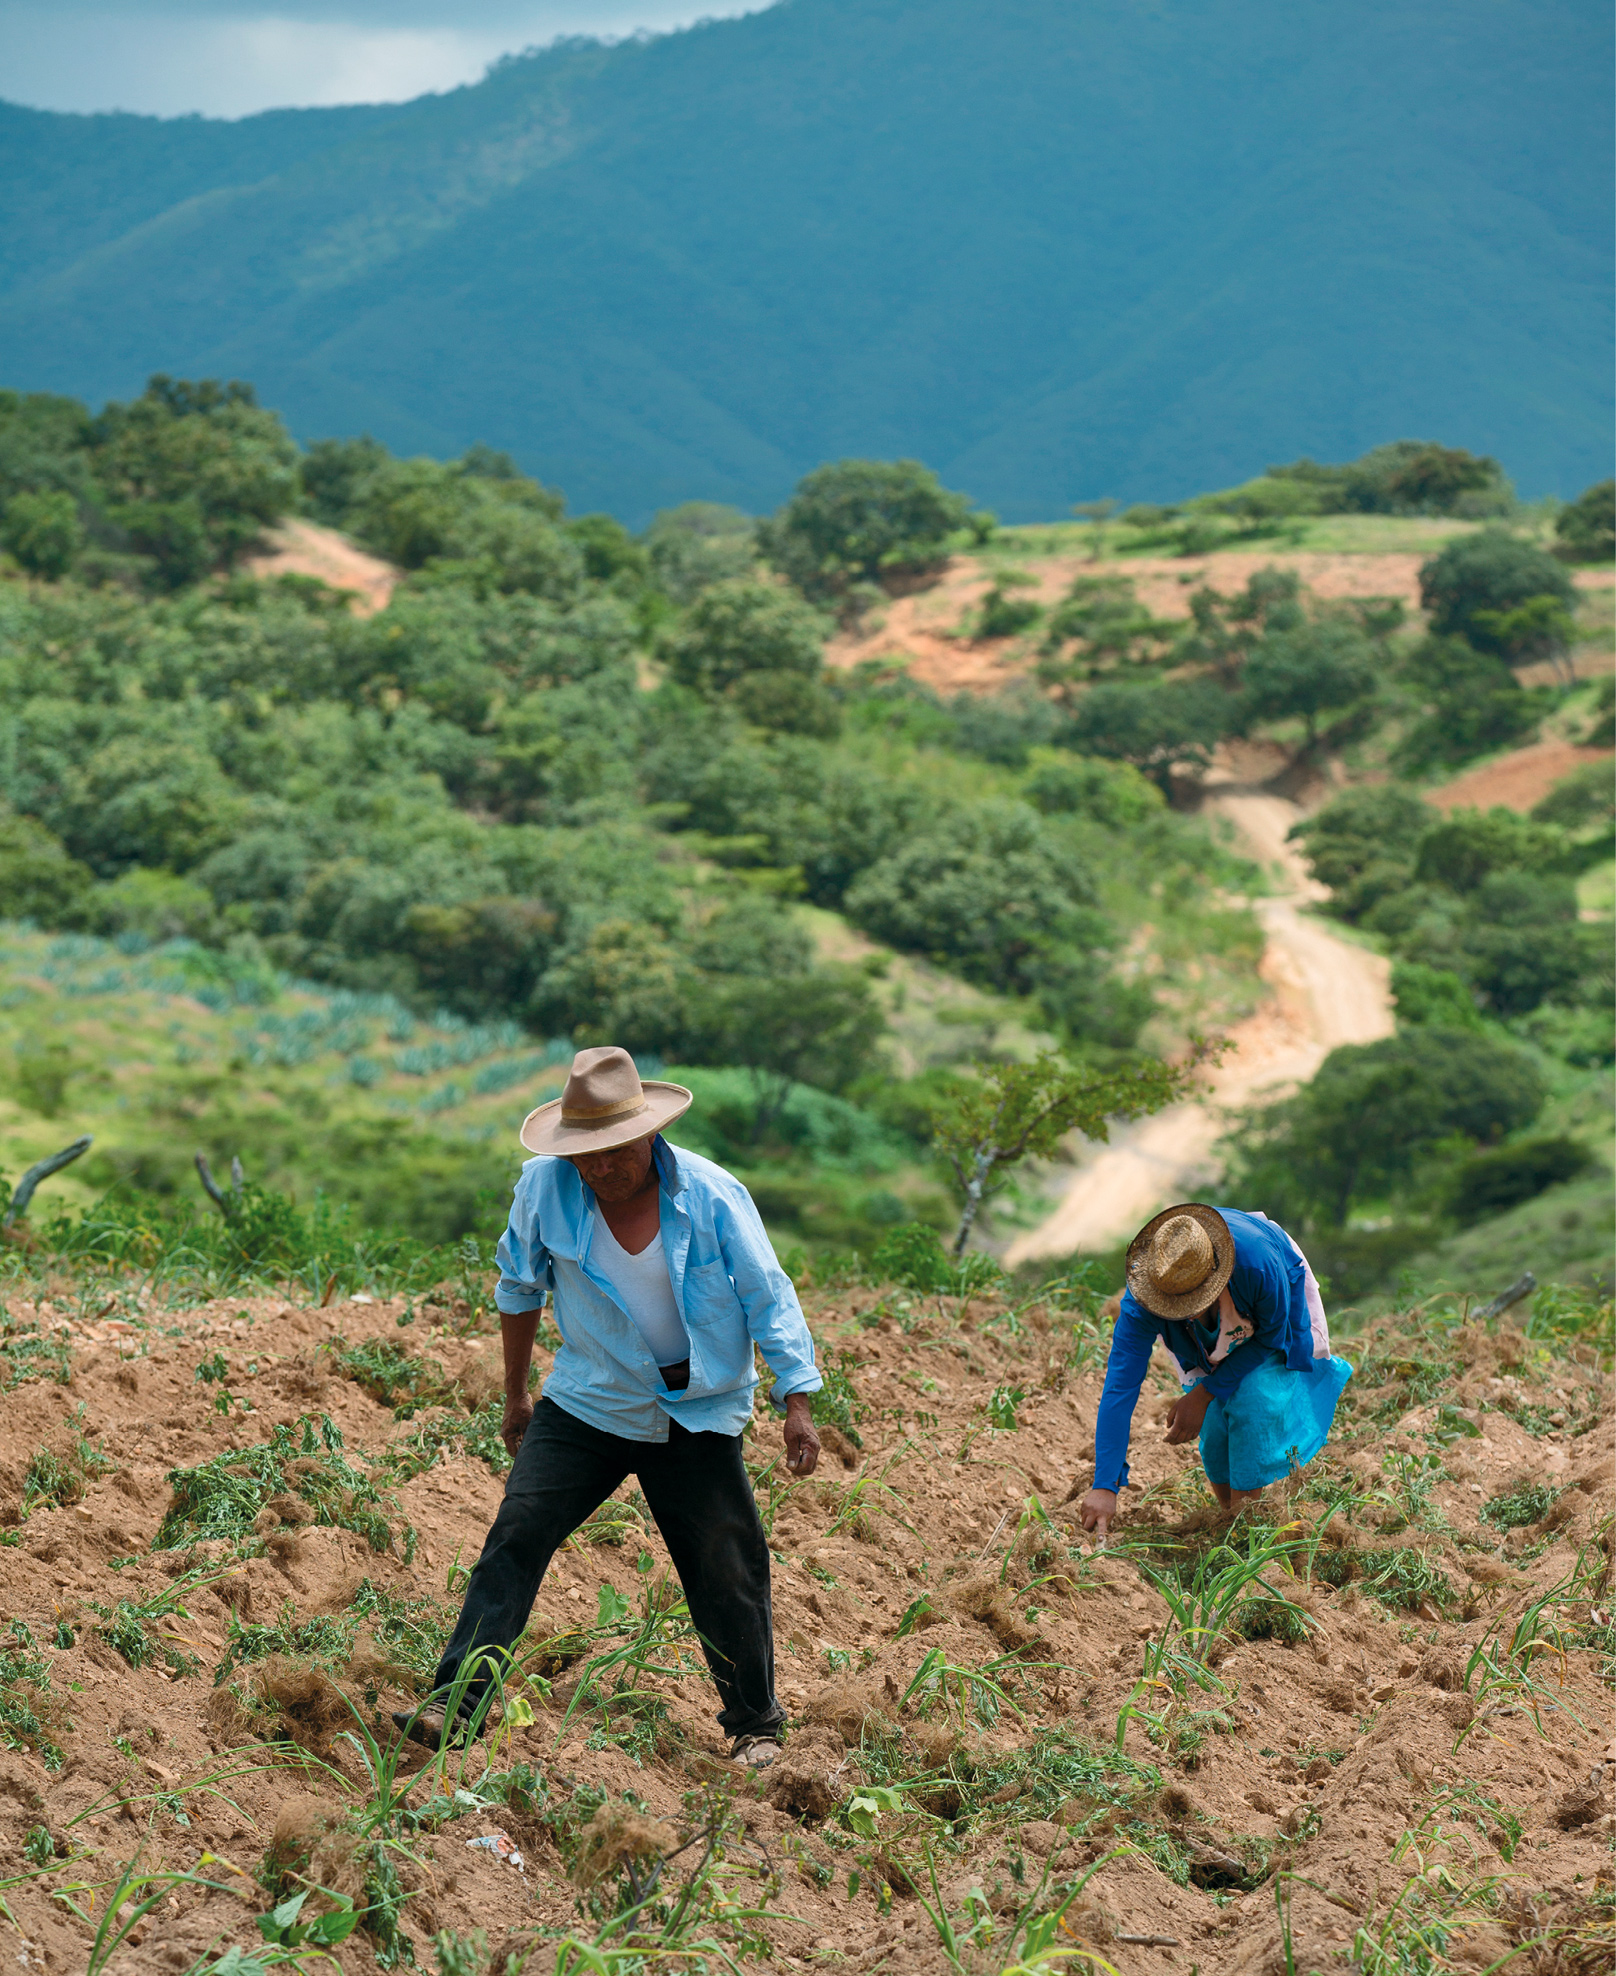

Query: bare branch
[2,1135,93,1229]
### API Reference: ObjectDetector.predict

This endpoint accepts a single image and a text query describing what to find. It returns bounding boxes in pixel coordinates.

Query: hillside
[1,0,1612,520]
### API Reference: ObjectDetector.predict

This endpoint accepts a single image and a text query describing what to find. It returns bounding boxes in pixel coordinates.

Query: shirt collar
[651,1134,685,1197]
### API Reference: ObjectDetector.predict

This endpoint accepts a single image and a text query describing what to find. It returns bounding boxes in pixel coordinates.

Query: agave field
[0,1194,1609,1975]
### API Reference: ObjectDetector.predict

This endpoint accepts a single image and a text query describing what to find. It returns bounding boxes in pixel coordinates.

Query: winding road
[1006,789,1394,1263]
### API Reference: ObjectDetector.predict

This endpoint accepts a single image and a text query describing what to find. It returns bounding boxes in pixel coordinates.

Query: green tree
[91,375,300,587]
[1412,806,1564,893]
[1241,615,1378,753]
[0,811,94,924]
[2,490,82,579]
[759,458,978,600]
[1288,784,1430,918]
[300,435,388,526]
[1418,529,1576,653]
[843,801,1092,991]
[664,578,834,733]
[1064,677,1231,793]
[1553,479,1614,565]
[1469,593,1578,685]
[1394,635,1542,771]
[686,968,884,1136]
[1232,1028,1545,1228]
[929,1048,1206,1253]
[643,503,755,603]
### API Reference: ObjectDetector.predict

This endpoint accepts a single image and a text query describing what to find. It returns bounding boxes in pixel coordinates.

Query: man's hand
[1079,1488,1117,1545]
[784,1393,821,1476]
[501,1393,534,1460]
[1164,1385,1212,1446]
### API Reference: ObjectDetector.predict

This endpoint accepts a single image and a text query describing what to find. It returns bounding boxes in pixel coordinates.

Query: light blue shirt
[494,1134,823,1442]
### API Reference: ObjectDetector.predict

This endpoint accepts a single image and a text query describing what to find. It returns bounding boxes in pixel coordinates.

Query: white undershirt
[590,1217,690,1367]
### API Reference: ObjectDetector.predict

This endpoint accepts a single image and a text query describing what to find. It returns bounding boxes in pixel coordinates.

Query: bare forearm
[500,1309,541,1403]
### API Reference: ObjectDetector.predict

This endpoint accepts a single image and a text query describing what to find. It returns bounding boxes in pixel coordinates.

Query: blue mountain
[0,0,1609,522]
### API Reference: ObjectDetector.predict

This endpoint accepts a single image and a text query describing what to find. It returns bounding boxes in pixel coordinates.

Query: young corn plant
[1454,1578,1585,1752]
[822,1443,921,1542]
[914,1841,1133,1976]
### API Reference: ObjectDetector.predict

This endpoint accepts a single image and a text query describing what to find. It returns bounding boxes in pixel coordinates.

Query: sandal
[728,1733,782,1770]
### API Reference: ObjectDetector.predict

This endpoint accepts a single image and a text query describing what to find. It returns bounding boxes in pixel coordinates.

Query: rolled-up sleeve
[495,1168,551,1314]
[714,1184,822,1408]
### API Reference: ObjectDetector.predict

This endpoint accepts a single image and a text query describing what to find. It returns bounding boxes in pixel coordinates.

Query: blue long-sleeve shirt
[1092,1208,1323,1492]
[495,1133,822,1442]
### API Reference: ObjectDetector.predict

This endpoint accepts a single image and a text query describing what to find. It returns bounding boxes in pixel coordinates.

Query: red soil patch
[1426,740,1614,815]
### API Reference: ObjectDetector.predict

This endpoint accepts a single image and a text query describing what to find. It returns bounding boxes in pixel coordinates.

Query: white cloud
[0,3,757,117]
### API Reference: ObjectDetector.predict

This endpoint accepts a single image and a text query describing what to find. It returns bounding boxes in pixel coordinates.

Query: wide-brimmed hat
[1125,1203,1235,1320]
[520,1046,692,1157]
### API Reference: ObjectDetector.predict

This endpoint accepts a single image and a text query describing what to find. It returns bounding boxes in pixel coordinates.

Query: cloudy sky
[0,0,764,118]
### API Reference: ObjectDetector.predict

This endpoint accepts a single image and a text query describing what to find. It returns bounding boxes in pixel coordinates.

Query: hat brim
[519,1081,693,1157]
[1125,1202,1235,1320]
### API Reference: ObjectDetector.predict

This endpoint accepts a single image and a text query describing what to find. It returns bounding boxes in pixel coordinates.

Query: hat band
[560,1093,648,1125]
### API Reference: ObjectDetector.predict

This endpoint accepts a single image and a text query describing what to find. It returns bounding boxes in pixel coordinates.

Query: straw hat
[520,1046,692,1157]
[1125,1203,1234,1320]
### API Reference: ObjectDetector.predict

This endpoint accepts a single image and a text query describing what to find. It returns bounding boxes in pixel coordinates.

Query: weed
[569,1495,650,1551]
[387,1401,511,1480]
[22,1422,113,1515]
[88,1564,228,1673]
[0,1317,72,1390]
[1482,1481,1561,1529]
[329,1335,454,1417]
[195,1350,230,1384]
[351,1580,457,1689]
[216,1601,360,1683]
[986,1383,1026,1430]
[555,1572,700,1759]
[1360,1546,1456,1614]
[155,1412,413,1557]
[0,1620,67,1768]
[811,1342,868,1448]
[432,1928,488,1976]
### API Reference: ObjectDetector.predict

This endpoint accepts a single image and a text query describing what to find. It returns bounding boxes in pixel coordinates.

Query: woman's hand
[1079,1488,1118,1544]
[1164,1385,1212,1446]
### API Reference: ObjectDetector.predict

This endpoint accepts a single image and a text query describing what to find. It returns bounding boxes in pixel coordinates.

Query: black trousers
[428,1396,784,1740]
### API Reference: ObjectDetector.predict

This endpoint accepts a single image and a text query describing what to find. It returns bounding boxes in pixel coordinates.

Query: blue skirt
[1199,1350,1353,1492]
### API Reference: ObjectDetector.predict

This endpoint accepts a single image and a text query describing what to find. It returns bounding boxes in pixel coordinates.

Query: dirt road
[1006,790,1393,1263]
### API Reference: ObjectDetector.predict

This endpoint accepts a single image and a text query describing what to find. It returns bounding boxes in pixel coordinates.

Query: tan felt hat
[520,1046,692,1157]
[1125,1202,1235,1320]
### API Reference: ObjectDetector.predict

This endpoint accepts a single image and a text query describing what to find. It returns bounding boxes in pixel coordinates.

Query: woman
[1079,1203,1353,1543]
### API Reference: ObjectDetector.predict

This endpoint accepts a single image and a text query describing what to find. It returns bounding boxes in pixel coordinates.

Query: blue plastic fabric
[1093,1206,1329,1493]
[494,1134,822,1442]
[1197,1348,1354,1492]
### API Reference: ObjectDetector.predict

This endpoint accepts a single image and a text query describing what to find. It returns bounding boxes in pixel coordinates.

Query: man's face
[568,1134,656,1203]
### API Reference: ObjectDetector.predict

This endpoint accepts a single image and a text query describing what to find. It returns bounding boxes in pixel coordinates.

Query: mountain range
[0,0,1610,522]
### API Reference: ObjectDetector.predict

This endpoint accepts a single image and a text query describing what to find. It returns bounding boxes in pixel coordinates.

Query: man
[396,1045,822,1767]
[1078,1203,1351,1545]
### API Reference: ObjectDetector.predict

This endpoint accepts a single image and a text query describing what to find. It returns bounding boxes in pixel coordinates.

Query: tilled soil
[0,1276,1610,1974]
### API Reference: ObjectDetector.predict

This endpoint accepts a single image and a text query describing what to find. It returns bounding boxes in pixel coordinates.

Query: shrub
[1231,1027,1545,1227]
[1418,530,1575,653]
[1447,1137,1597,1225]
[844,800,1093,992]
[1553,479,1615,564]
[758,458,977,599]
[2,490,82,579]
[0,811,94,925]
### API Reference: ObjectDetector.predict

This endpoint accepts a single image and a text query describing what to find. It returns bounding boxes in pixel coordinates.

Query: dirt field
[0,1267,1609,1974]
[826,553,1615,699]
[244,522,398,615]
[1425,741,1615,817]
